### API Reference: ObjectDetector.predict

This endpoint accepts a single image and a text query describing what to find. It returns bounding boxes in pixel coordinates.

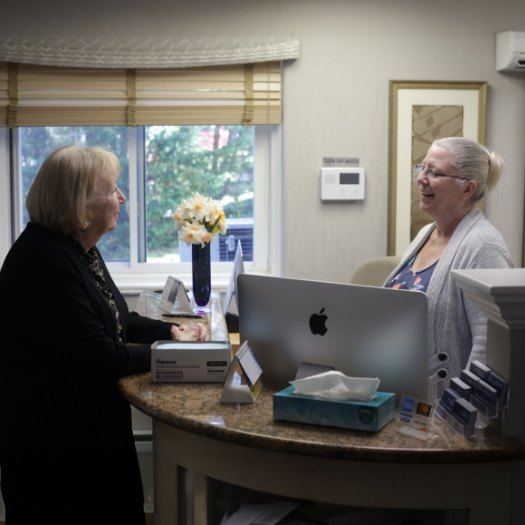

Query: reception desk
[120,375,524,525]
[121,278,525,525]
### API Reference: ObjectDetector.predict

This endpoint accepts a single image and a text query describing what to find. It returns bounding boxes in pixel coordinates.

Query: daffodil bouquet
[174,192,227,247]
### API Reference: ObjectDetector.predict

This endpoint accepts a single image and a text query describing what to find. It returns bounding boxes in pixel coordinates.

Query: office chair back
[351,256,401,287]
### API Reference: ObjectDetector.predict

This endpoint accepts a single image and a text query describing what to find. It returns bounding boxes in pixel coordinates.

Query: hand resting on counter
[170,321,209,342]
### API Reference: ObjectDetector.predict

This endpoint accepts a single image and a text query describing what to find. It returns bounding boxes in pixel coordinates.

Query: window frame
[4,124,281,292]
[0,128,11,264]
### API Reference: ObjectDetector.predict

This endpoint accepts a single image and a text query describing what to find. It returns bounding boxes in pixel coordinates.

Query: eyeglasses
[417,165,470,182]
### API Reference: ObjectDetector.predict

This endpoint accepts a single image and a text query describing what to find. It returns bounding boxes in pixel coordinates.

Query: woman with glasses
[0,146,208,525]
[384,137,512,398]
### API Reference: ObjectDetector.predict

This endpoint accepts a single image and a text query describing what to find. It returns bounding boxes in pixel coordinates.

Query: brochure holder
[434,403,480,439]
[160,276,193,314]
[469,393,499,419]
[438,364,511,438]
[220,341,262,404]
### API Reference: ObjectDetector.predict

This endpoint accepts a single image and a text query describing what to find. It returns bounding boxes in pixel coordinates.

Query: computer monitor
[237,274,429,399]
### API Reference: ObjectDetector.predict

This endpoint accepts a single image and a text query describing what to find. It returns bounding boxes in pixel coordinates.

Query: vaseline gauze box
[151,341,231,382]
[273,386,395,432]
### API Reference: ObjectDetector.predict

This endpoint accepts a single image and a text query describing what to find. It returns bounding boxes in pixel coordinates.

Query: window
[143,125,254,264]
[17,126,130,262]
[1,60,284,285]
[11,124,275,283]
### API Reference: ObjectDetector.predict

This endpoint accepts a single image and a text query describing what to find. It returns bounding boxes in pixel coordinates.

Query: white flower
[174,192,227,245]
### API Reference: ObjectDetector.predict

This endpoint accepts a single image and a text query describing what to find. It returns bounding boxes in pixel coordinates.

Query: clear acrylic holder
[395,395,435,441]
[434,403,480,439]
[499,389,510,411]
[469,393,498,419]
[396,423,434,441]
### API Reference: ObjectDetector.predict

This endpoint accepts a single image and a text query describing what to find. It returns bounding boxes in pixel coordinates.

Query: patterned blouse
[69,237,124,344]
[384,255,438,293]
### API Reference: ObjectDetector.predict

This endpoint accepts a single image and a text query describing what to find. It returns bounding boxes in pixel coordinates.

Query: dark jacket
[0,222,171,453]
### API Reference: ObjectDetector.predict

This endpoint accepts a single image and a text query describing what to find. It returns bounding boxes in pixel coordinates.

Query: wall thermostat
[321,167,365,201]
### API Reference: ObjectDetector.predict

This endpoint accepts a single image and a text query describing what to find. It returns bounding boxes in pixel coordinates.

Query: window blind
[0,61,281,127]
[0,63,8,125]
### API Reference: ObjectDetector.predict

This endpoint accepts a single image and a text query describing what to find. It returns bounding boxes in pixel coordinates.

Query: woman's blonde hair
[26,145,120,234]
[432,137,504,202]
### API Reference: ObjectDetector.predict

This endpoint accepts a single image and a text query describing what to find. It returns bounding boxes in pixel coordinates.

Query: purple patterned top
[385,256,438,293]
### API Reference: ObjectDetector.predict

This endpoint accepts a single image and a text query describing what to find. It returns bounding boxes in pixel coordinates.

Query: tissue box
[273,386,396,432]
[151,340,231,382]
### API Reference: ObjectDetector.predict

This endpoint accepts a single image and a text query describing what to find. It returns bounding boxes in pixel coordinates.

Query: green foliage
[144,125,253,258]
[19,125,254,263]
[20,126,130,262]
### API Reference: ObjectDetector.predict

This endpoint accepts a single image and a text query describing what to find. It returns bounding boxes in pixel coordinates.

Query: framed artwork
[388,81,487,256]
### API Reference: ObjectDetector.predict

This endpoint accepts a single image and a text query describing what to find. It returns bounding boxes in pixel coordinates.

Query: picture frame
[388,81,487,256]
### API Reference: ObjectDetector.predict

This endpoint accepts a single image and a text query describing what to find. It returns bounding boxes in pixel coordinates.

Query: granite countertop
[120,373,525,464]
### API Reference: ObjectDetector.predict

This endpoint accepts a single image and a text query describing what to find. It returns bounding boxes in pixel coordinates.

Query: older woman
[385,137,513,397]
[0,146,206,524]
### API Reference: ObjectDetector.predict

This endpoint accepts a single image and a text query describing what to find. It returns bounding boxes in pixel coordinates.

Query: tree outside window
[19,125,254,264]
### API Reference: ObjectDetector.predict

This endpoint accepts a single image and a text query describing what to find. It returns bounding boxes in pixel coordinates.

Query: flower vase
[192,243,211,307]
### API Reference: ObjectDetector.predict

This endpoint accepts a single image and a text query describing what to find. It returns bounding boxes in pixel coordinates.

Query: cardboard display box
[151,341,231,382]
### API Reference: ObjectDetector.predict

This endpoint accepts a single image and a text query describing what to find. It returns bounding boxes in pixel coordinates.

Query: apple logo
[309,307,328,336]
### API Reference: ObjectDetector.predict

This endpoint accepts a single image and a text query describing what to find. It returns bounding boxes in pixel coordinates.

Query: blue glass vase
[192,243,211,307]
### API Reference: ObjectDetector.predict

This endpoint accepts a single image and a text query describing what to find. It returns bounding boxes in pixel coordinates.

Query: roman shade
[0,35,300,127]
[0,61,282,127]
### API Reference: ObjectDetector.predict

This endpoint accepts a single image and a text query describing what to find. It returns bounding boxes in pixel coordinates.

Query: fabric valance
[0,35,300,68]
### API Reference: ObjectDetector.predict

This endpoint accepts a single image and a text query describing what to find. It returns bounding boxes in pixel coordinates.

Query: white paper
[237,341,262,386]
[223,241,245,314]
[291,370,380,401]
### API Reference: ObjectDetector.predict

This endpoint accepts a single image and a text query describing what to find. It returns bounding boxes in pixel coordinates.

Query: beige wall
[281,0,525,281]
[3,0,524,281]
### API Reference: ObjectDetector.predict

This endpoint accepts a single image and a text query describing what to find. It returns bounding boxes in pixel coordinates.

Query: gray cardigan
[384,209,513,399]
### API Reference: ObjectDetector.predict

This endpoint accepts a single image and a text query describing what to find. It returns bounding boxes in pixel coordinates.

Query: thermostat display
[340,172,359,185]
[321,167,365,201]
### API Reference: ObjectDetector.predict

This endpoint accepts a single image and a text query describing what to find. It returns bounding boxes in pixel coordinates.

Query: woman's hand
[170,322,209,342]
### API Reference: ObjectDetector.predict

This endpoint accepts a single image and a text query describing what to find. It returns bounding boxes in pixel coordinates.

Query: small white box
[151,341,231,382]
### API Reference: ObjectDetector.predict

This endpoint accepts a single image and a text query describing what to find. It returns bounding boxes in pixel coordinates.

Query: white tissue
[291,371,380,401]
